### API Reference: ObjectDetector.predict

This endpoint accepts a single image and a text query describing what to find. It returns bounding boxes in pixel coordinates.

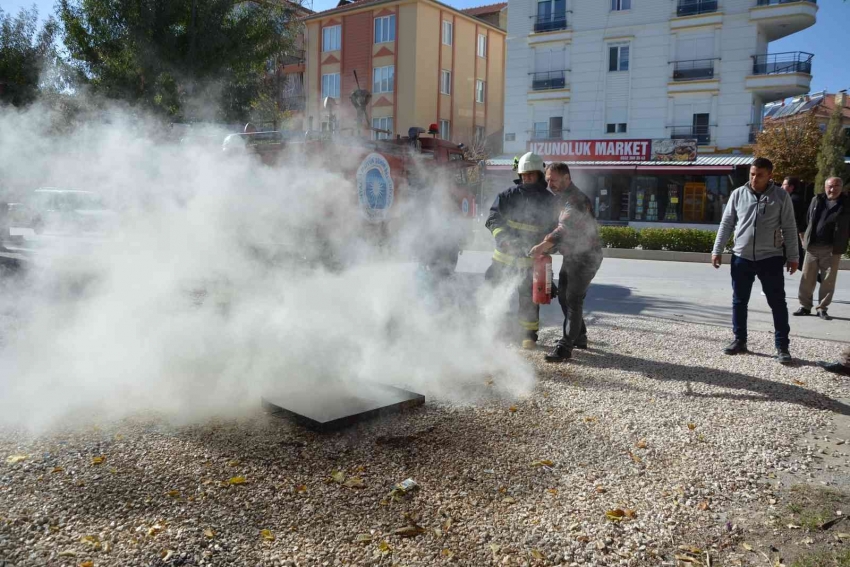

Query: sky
[4,0,848,95]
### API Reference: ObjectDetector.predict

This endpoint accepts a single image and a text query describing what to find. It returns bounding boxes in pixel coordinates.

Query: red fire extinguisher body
[532,255,552,305]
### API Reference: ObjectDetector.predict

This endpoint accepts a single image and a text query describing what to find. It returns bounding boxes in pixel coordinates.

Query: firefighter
[485,152,558,349]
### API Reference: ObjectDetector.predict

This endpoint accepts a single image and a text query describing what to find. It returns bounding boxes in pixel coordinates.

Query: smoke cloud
[0,102,535,432]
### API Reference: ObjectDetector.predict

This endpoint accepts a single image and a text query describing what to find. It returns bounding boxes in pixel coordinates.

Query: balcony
[752,51,812,75]
[672,59,715,81]
[671,125,711,146]
[532,13,568,33]
[676,0,718,17]
[531,70,567,90]
[750,0,817,41]
[280,49,306,68]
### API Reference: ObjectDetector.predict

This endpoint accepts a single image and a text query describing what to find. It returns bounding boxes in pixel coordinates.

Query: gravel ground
[1,313,849,567]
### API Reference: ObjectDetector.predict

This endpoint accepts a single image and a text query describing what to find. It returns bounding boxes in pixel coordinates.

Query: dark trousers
[485,262,539,340]
[557,255,601,347]
[730,254,790,350]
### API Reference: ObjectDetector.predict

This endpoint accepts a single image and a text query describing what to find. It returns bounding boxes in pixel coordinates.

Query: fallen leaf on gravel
[636,439,648,449]
[742,543,753,551]
[6,455,28,464]
[378,541,392,553]
[91,456,105,465]
[343,477,365,488]
[606,509,626,522]
[568,523,580,531]
[295,484,307,493]
[260,529,275,541]
[441,549,455,558]
[167,490,180,497]
[227,459,240,467]
[58,550,76,557]
[595,486,606,493]
[394,525,425,537]
[80,535,101,549]
[490,544,501,554]
[687,423,696,430]
[509,406,518,413]
[228,476,247,485]
[584,417,597,423]
[331,471,345,484]
[433,528,442,537]
[530,549,544,560]
[547,488,558,495]
[443,516,453,531]
[678,545,702,554]
[52,467,63,473]
[624,509,637,519]
[793,380,806,386]
[502,496,516,504]
[355,533,372,543]
[80,562,93,567]
[485,378,494,386]
[697,501,710,511]
[204,529,215,539]
[161,550,174,561]
[147,524,164,537]
[787,524,802,529]
[530,460,554,467]
[102,542,111,553]
[674,554,697,563]
[629,452,642,463]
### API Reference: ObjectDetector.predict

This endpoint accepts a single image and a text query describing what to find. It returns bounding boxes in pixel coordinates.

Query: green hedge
[599,227,734,253]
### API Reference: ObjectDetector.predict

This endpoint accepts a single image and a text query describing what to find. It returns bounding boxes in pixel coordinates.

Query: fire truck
[222,111,482,275]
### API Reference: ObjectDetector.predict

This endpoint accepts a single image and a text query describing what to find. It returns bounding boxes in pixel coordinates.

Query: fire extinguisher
[532,254,552,305]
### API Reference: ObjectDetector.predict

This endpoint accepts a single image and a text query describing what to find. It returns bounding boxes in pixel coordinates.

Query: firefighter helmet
[517,152,545,175]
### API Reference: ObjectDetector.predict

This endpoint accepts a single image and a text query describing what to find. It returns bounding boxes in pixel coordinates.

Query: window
[536,0,566,30]
[442,21,453,46]
[533,117,562,139]
[372,117,393,140]
[321,73,340,99]
[476,80,485,103]
[373,65,394,93]
[533,121,548,139]
[374,15,395,43]
[608,44,629,71]
[440,70,451,95]
[322,25,340,52]
[606,123,627,133]
[477,34,487,58]
[439,119,450,140]
[693,113,710,144]
[611,0,631,10]
[475,126,486,143]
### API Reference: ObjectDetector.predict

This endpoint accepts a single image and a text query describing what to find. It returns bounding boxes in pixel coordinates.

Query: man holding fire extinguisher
[485,152,558,349]
[530,162,603,362]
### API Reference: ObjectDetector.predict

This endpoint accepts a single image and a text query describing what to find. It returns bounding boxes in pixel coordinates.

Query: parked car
[25,188,117,234]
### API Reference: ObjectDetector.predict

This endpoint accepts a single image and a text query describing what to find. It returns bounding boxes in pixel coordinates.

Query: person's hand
[711,254,722,269]
[786,261,798,275]
[529,241,554,257]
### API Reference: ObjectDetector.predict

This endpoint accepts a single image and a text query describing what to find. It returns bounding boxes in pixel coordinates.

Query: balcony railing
[756,0,816,6]
[752,51,813,75]
[529,129,564,140]
[677,0,718,16]
[672,59,716,81]
[670,125,711,145]
[530,70,567,90]
[532,13,568,33]
[279,49,306,67]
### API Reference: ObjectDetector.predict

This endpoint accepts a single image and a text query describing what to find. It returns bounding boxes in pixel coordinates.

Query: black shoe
[723,339,748,355]
[817,361,850,377]
[574,338,588,350]
[776,348,792,364]
[545,344,572,362]
[793,307,811,316]
[817,310,832,321]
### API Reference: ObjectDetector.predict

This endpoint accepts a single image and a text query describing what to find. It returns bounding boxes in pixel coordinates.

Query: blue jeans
[730,254,790,350]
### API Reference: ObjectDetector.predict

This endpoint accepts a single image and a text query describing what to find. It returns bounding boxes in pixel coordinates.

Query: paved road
[457,251,850,344]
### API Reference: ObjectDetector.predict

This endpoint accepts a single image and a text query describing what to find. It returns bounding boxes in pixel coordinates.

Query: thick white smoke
[0,102,535,431]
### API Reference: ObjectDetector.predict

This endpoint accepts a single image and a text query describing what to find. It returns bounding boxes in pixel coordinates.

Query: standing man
[529,163,603,362]
[794,177,850,321]
[781,176,808,267]
[711,157,799,364]
[485,152,557,349]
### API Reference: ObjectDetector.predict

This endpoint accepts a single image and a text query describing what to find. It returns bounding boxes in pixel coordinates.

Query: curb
[601,247,850,270]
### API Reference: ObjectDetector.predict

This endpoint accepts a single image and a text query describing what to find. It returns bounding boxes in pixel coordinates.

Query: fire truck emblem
[356,153,394,223]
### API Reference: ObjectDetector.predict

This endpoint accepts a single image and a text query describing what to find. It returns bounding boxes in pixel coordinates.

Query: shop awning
[635,165,736,173]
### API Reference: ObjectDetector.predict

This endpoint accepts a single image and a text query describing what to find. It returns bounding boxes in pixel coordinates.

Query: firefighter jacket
[486,179,558,268]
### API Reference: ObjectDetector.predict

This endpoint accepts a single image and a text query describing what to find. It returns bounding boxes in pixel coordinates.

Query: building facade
[303,0,505,147]
[493,0,817,228]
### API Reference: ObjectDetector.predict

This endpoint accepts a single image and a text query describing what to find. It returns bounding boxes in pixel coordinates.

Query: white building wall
[503,0,815,155]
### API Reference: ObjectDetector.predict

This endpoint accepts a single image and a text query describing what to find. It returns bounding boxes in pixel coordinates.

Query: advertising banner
[526,138,698,162]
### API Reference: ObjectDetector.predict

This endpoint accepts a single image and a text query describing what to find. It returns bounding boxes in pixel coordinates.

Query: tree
[754,112,822,183]
[57,0,300,122]
[814,96,848,192]
[0,7,59,107]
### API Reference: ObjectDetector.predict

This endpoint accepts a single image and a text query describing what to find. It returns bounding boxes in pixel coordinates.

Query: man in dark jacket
[782,176,808,266]
[794,177,850,321]
[529,162,603,362]
[485,152,557,349]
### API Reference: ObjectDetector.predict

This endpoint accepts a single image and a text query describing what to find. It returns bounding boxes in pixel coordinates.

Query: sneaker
[817,310,832,321]
[776,348,792,364]
[817,361,850,377]
[793,307,811,316]
[723,339,748,355]
[521,339,537,350]
[545,343,572,362]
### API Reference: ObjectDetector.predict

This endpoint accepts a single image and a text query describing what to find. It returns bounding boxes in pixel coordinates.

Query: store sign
[526,139,697,162]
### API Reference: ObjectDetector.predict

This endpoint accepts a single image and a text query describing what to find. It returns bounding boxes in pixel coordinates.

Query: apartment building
[494,0,817,228]
[302,0,505,147]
